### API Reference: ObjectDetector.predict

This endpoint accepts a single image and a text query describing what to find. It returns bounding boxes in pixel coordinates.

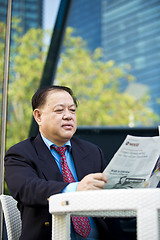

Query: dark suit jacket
[5,133,113,240]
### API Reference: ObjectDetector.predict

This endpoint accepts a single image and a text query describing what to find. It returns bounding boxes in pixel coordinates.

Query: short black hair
[32,85,78,110]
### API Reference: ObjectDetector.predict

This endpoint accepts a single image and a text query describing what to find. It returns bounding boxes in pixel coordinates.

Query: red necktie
[51,145,91,238]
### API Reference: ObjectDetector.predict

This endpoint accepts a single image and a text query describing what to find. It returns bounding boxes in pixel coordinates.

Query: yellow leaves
[93,48,103,60]
[105,60,115,68]
[11,17,22,34]
[57,27,159,126]
[1,19,159,151]
[57,25,159,126]
[4,20,47,148]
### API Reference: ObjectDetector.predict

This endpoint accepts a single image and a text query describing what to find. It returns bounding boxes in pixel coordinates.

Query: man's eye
[55,109,63,113]
[70,109,76,113]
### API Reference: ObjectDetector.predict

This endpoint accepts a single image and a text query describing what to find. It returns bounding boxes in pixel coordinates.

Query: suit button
[44,222,50,226]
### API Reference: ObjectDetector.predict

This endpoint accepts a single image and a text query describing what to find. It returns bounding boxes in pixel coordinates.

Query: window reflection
[0,0,60,148]
[0,0,160,150]
[56,0,160,127]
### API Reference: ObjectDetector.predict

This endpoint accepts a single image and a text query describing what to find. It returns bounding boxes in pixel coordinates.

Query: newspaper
[103,135,160,189]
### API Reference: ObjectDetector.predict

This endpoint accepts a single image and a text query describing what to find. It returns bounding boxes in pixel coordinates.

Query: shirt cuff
[62,182,79,193]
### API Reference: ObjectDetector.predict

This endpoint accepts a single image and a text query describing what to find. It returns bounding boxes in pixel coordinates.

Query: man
[4,86,125,240]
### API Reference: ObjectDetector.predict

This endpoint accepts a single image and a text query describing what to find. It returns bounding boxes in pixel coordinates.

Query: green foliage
[56,27,159,126]
[0,23,159,150]
[0,20,48,149]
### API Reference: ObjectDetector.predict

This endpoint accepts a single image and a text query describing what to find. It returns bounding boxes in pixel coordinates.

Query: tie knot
[51,145,67,157]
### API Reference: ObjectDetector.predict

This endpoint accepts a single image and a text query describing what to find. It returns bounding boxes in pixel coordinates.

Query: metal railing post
[0,0,12,238]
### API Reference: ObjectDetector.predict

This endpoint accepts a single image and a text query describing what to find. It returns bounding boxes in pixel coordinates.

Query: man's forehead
[47,89,71,98]
[55,103,75,107]
[54,103,76,107]
[45,90,76,107]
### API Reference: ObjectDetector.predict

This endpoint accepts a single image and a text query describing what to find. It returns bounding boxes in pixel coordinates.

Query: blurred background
[0,0,160,238]
[0,0,160,173]
[1,0,160,150]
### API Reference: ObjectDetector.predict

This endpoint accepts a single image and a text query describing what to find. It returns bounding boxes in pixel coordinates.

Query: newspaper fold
[103,135,160,189]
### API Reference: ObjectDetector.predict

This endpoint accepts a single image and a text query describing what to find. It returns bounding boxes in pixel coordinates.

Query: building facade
[67,0,160,117]
[0,0,43,33]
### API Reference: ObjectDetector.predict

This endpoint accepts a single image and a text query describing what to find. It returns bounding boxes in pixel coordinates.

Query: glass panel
[56,0,160,127]
[1,0,160,150]
[0,0,61,149]
[43,0,60,46]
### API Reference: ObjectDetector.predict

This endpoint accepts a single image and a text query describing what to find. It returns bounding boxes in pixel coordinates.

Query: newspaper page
[103,135,160,189]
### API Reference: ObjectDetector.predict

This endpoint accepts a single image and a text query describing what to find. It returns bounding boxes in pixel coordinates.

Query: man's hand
[77,173,108,191]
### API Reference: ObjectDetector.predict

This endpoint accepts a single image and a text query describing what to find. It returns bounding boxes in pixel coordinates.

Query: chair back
[0,194,22,240]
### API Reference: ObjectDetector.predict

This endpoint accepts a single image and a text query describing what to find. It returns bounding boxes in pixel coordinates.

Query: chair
[49,188,160,240]
[0,194,22,240]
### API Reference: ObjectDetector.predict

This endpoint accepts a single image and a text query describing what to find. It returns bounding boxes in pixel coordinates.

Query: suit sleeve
[4,144,68,207]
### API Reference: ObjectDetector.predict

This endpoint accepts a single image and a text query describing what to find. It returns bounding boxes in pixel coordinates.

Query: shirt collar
[40,133,71,151]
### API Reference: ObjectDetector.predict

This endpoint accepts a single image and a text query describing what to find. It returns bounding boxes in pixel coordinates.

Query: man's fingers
[92,178,107,189]
[90,173,108,183]
[77,173,108,191]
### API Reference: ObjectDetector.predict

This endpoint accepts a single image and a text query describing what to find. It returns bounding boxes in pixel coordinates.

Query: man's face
[34,90,77,146]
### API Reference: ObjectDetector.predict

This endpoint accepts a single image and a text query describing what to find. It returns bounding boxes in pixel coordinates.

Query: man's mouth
[62,124,73,130]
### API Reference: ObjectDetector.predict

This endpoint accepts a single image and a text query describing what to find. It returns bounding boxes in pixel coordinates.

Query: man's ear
[33,109,42,125]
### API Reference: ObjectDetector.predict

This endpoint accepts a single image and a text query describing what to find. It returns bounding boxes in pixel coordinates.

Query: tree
[0,19,48,149]
[0,23,159,150]
[56,27,159,126]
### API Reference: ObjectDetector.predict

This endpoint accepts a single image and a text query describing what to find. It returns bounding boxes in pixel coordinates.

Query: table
[49,188,160,240]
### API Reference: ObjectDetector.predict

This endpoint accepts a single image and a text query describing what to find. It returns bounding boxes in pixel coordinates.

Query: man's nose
[63,109,72,119]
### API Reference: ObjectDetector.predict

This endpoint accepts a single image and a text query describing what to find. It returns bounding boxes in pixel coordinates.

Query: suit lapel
[33,134,91,182]
[33,134,63,181]
[71,138,91,180]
